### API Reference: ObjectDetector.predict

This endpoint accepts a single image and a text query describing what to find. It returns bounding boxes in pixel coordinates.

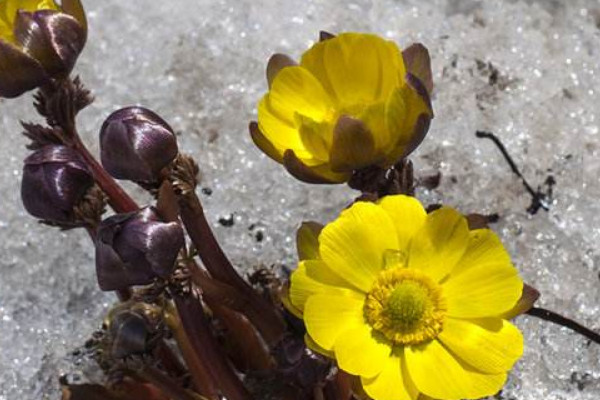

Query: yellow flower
[289,195,524,400]
[250,32,434,184]
[0,0,87,98]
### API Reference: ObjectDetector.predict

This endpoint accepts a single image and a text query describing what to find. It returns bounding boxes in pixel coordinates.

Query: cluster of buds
[0,0,87,98]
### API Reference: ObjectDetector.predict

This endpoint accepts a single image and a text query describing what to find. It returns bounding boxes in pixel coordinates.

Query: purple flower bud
[21,145,94,224]
[0,1,88,98]
[96,207,184,291]
[100,107,178,183]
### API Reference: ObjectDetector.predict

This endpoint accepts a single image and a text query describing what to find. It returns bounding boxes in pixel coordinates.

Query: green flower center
[384,281,429,331]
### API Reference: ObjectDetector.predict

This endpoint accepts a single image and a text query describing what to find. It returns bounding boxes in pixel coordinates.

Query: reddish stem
[172,292,253,400]
[71,132,139,213]
[127,366,202,400]
[178,191,286,345]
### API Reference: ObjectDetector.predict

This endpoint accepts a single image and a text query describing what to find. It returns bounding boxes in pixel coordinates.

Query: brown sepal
[60,0,88,39]
[466,213,500,230]
[283,149,338,184]
[15,11,85,78]
[319,31,336,41]
[249,121,283,163]
[0,40,47,98]
[503,283,541,319]
[400,113,431,159]
[402,43,434,94]
[297,221,323,261]
[266,53,297,88]
[330,115,377,173]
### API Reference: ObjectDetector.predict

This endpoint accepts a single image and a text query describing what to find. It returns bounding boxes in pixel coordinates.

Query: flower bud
[21,145,94,224]
[251,32,434,184]
[96,207,184,291]
[104,301,163,359]
[100,107,179,184]
[0,0,87,98]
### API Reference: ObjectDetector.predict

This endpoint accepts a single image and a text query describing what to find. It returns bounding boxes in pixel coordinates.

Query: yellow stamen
[364,268,446,345]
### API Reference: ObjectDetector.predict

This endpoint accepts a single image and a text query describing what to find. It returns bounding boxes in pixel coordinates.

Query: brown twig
[526,307,600,345]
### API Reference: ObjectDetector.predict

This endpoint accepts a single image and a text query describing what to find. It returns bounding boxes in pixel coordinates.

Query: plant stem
[71,132,138,213]
[526,307,600,344]
[178,190,285,345]
[127,365,206,400]
[171,291,254,400]
[165,303,220,400]
[188,261,273,370]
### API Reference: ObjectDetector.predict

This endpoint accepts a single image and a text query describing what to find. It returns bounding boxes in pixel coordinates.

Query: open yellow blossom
[250,32,434,184]
[0,0,87,98]
[289,195,524,400]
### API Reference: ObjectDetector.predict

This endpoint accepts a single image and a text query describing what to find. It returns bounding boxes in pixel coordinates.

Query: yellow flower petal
[361,351,419,400]
[269,65,333,124]
[304,293,366,350]
[333,324,391,378]
[438,318,523,374]
[320,201,399,292]
[405,339,507,400]
[442,260,523,318]
[378,195,427,252]
[298,115,333,162]
[408,207,469,282]
[450,229,512,277]
[321,33,403,106]
[257,96,311,161]
[384,79,432,164]
[289,260,357,312]
[305,333,334,358]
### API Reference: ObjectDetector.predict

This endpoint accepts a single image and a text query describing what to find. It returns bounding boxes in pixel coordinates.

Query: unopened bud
[95,207,184,291]
[100,107,178,183]
[0,0,87,98]
[104,301,163,359]
[21,145,94,224]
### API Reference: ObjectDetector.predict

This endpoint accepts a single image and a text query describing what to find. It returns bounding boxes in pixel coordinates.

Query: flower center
[364,268,446,345]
